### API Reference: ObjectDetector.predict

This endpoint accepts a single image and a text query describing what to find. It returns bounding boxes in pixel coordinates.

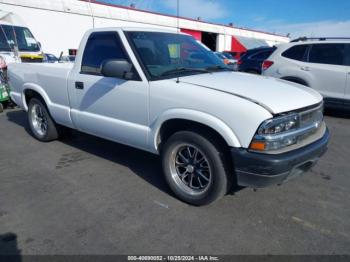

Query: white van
[0,11,43,64]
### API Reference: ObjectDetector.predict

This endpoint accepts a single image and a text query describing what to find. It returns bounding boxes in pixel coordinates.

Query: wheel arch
[22,83,51,111]
[150,109,241,153]
[281,76,309,87]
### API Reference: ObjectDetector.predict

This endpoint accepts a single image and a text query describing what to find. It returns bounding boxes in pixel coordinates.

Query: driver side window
[81,32,128,75]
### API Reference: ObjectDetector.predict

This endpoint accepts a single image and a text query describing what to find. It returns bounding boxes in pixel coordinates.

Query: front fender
[150,108,241,152]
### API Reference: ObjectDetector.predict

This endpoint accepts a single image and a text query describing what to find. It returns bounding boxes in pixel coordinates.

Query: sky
[98,0,350,38]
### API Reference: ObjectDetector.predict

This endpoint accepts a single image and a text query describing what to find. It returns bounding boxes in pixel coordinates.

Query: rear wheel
[28,98,60,142]
[161,131,231,206]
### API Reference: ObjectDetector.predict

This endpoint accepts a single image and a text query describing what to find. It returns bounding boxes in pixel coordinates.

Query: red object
[262,60,274,71]
[231,36,247,53]
[69,49,77,56]
[180,29,202,41]
[237,59,243,65]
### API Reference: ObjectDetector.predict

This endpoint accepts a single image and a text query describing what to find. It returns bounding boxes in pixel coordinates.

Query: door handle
[301,66,311,72]
[75,81,84,90]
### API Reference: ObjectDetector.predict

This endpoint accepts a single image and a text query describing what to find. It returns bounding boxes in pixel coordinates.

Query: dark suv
[237,47,276,74]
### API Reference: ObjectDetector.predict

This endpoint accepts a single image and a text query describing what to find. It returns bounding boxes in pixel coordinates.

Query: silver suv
[262,37,350,109]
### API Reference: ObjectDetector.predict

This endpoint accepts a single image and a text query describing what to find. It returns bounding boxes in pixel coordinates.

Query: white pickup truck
[8,28,329,205]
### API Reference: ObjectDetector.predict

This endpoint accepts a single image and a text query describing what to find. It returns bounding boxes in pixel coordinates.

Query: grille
[299,104,324,128]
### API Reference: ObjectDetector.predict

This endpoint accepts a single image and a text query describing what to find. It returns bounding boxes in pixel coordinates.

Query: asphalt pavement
[0,108,350,255]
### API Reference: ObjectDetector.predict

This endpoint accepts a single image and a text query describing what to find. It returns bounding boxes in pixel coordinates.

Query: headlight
[257,114,299,135]
[250,113,302,152]
[250,104,324,152]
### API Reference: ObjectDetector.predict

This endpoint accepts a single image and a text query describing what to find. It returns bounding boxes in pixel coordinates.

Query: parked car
[215,52,236,70]
[215,52,230,64]
[221,52,237,64]
[8,28,329,206]
[221,52,238,71]
[237,47,276,74]
[0,12,43,63]
[59,55,76,63]
[262,37,350,109]
[224,51,246,60]
[43,53,59,63]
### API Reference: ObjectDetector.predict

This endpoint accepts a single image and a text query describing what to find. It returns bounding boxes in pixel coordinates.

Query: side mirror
[101,59,133,80]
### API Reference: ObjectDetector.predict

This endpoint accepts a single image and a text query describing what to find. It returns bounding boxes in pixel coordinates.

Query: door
[68,31,149,150]
[306,43,347,100]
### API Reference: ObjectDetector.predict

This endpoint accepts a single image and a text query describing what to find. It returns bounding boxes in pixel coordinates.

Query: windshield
[0,25,40,52]
[127,31,227,79]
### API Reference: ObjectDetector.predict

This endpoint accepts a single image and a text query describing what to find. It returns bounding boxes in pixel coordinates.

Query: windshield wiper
[160,67,211,77]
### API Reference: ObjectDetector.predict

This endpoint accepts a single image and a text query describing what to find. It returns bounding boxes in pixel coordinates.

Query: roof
[234,36,270,49]
[291,37,350,42]
[86,26,185,34]
[80,0,288,38]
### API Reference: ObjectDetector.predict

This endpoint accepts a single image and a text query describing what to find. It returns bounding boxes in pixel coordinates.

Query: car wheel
[161,131,231,206]
[27,98,60,142]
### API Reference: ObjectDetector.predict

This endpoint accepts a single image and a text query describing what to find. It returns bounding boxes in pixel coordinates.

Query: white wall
[0,1,178,55]
[216,34,225,52]
[0,3,91,55]
[0,0,289,55]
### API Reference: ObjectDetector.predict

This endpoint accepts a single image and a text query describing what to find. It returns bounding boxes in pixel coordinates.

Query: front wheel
[161,131,231,206]
[27,98,60,142]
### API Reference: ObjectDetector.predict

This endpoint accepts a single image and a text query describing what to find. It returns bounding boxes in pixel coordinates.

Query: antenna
[88,0,95,28]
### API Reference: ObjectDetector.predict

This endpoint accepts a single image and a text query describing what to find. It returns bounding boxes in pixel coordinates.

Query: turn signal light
[249,141,266,151]
[262,60,274,71]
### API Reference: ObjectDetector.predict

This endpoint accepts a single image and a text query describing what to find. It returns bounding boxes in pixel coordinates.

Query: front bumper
[232,128,330,188]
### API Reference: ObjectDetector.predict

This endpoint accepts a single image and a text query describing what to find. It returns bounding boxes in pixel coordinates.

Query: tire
[0,103,3,113]
[27,97,60,142]
[161,131,231,206]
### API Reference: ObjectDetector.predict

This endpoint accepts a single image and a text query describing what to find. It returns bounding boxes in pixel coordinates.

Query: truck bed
[8,62,74,126]
[9,62,72,104]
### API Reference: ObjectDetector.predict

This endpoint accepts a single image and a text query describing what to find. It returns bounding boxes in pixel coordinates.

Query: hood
[178,72,322,114]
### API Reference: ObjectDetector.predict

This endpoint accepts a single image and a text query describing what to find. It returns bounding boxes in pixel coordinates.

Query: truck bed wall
[8,63,74,127]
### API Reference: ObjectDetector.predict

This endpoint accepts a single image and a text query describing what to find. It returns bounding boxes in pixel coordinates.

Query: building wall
[0,0,289,55]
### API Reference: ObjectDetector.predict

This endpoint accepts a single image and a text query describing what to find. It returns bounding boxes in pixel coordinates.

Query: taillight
[223,58,230,65]
[262,60,274,71]
[237,59,243,65]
